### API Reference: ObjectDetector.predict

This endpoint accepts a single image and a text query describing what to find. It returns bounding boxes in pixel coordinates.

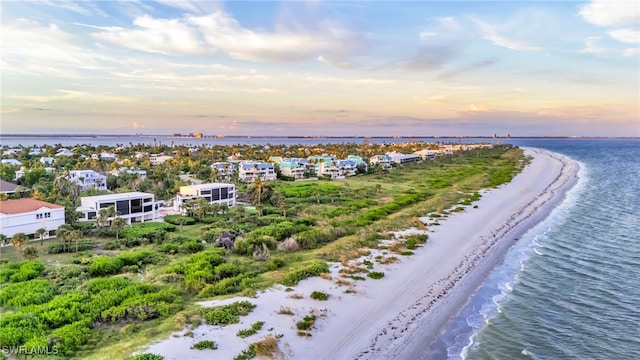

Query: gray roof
[0,179,24,193]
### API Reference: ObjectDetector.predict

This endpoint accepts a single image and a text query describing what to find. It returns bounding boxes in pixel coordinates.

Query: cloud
[90,9,365,64]
[608,28,640,44]
[437,59,497,80]
[403,45,458,72]
[579,0,640,27]
[474,19,541,52]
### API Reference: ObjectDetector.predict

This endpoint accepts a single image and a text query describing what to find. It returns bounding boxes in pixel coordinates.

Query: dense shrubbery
[236,321,264,338]
[117,249,163,266]
[165,250,228,293]
[280,261,329,286]
[0,279,55,308]
[127,354,165,360]
[122,222,176,243]
[192,340,217,350]
[295,229,336,249]
[0,260,45,283]
[164,215,196,226]
[88,256,124,276]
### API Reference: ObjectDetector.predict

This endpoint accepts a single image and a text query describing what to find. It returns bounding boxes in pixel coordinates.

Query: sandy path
[144,148,579,360]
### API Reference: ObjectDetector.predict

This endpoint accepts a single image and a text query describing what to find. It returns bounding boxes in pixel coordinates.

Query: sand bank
[144,148,579,360]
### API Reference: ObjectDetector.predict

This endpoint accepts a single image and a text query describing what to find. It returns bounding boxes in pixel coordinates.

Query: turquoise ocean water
[425,139,640,360]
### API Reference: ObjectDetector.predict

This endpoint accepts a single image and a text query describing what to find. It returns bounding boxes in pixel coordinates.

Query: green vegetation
[310,291,330,301]
[200,301,256,325]
[191,340,217,350]
[296,315,317,331]
[236,321,265,338]
[0,143,525,359]
[367,271,385,279]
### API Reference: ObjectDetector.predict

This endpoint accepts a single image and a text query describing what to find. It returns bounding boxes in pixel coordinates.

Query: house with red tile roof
[0,198,65,238]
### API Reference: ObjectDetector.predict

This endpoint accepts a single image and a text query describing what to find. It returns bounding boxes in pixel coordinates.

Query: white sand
[144,148,579,360]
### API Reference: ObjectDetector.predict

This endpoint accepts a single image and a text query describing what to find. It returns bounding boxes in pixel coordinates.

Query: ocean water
[426,139,640,360]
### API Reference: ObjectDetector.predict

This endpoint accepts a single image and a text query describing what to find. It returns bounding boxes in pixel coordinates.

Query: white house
[369,155,392,170]
[40,157,56,165]
[238,162,277,182]
[1,159,22,166]
[68,170,108,191]
[55,148,73,157]
[315,160,344,179]
[150,155,173,165]
[100,152,116,161]
[110,167,147,179]
[77,192,160,225]
[0,198,65,238]
[28,148,44,156]
[174,183,236,211]
[210,162,237,179]
[387,152,421,165]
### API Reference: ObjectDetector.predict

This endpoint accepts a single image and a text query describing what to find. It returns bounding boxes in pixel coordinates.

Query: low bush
[127,354,164,360]
[296,315,316,331]
[164,215,196,226]
[88,256,124,276]
[236,321,264,338]
[0,260,45,283]
[122,222,176,243]
[192,340,217,350]
[280,261,329,286]
[310,291,329,301]
[200,301,256,325]
[367,271,385,279]
[0,279,55,308]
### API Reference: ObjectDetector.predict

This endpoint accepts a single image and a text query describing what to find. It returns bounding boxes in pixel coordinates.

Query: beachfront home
[0,198,65,238]
[100,152,116,161]
[77,192,160,224]
[3,148,20,157]
[174,183,236,211]
[238,162,277,182]
[414,149,441,160]
[315,160,344,179]
[28,148,44,156]
[68,170,108,191]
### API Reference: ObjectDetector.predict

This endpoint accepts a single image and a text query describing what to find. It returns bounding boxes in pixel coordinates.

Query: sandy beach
[144,147,579,360]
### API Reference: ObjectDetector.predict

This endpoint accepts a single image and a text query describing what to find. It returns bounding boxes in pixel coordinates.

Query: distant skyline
[1,0,639,137]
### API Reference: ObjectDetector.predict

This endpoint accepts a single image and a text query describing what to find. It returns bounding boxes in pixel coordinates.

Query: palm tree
[56,227,71,252]
[97,206,116,228]
[11,233,28,260]
[35,227,47,247]
[69,230,83,253]
[0,234,7,258]
[110,216,127,240]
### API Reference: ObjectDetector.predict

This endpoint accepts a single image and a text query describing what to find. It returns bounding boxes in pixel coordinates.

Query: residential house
[369,155,392,170]
[174,183,236,211]
[28,148,44,156]
[0,198,65,238]
[387,152,421,165]
[210,162,237,179]
[68,170,108,191]
[414,149,441,160]
[77,192,160,225]
[150,155,173,165]
[110,167,147,180]
[1,159,22,166]
[315,160,344,179]
[55,148,73,157]
[278,160,306,179]
[0,180,27,198]
[238,162,277,182]
[3,148,20,156]
[100,152,116,161]
[40,157,56,166]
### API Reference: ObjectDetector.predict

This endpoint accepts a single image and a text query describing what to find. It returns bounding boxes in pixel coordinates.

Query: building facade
[238,162,277,182]
[0,198,65,238]
[77,192,160,224]
[68,170,108,191]
[175,183,236,211]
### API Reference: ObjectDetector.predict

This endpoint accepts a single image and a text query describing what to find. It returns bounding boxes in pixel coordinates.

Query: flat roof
[180,183,234,189]
[80,192,154,202]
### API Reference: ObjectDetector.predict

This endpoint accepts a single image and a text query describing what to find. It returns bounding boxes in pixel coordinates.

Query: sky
[1,0,639,137]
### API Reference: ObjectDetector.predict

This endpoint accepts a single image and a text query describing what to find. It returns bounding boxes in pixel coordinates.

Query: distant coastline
[1,133,638,139]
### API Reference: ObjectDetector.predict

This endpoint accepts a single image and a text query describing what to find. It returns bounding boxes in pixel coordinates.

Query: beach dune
[145,147,579,360]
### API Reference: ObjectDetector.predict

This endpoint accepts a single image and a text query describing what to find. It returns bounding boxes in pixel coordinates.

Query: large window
[221,187,228,199]
[212,188,220,201]
[116,200,130,215]
[131,198,142,214]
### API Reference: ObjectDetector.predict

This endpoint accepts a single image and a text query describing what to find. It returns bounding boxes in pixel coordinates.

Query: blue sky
[1,0,638,136]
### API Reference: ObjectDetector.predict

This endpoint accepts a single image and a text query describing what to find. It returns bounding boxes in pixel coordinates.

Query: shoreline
[144,147,579,360]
